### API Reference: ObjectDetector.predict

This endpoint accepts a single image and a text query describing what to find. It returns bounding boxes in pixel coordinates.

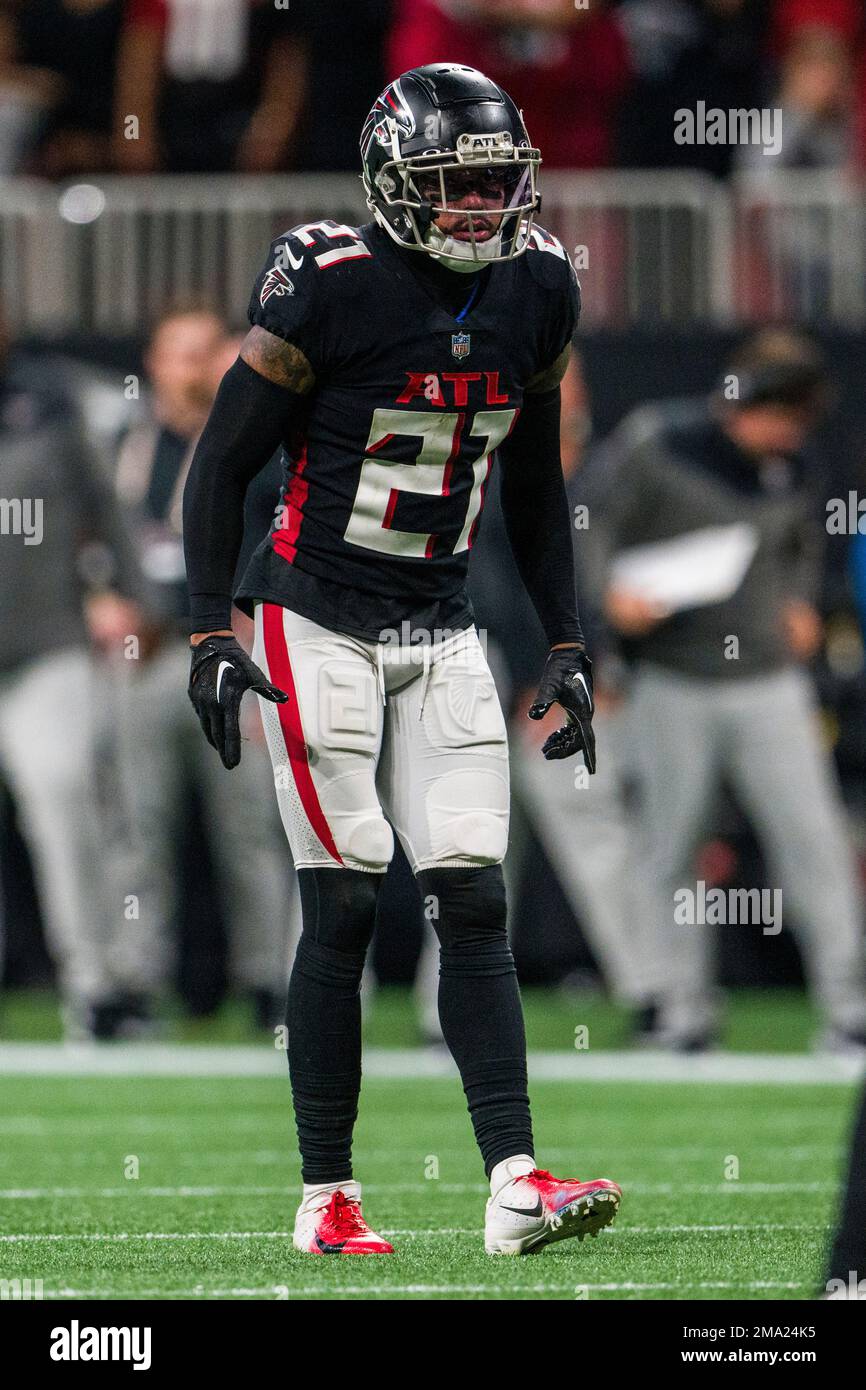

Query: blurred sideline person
[108,309,292,1032]
[508,354,650,1013]
[466,353,648,1011]
[586,328,866,1052]
[0,309,146,1035]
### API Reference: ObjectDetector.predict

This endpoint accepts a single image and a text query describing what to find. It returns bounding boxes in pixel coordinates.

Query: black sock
[417,864,533,1175]
[288,867,382,1184]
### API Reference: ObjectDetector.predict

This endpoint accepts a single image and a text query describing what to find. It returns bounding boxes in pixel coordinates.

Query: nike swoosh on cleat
[501,1197,543,1218]
[215,660,233,703]
[315,1234,348,1253]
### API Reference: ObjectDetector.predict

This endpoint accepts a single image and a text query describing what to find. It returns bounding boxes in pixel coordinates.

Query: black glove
[528,647,596,774]
[188,634,287,770]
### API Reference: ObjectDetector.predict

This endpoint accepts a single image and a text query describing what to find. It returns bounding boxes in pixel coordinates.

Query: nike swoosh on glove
[188,635,287,770]
[528,647,596,774]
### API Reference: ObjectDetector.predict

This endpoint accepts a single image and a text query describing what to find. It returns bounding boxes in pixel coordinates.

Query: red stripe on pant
[261,603,344,866]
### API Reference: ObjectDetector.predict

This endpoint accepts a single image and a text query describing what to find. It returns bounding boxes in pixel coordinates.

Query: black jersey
[234,219,580,642]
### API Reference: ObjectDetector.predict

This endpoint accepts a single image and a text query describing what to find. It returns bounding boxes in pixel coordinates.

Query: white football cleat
[486,1164,621,1255]
[293,1181,394,1255]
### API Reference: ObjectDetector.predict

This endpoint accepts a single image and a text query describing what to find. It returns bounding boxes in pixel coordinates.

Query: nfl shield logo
[451,331,471,360]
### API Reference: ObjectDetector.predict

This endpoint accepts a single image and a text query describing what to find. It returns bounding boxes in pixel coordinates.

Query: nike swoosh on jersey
[282,239,304,271]
[216,660,234,703]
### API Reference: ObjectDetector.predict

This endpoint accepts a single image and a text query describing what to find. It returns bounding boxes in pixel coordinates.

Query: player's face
[416,166,507,243]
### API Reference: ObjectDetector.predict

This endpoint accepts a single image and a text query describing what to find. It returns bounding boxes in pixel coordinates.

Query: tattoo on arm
[525,343,572,393]
[241,326,315,394]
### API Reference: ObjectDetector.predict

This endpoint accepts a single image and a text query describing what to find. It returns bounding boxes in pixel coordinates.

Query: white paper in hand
[610,523,759,613]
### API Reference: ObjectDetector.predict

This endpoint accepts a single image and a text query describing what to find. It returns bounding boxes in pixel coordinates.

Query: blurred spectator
[291,0,393,173]
[113,0,305,172]
[735,21,860,323]
[388,0,631,168]
[4,0,125,177]
[738,24,855,170]
[0,1,57,172]
[0,307,148,1034]
[585,327,866,1051]
[107,310,294,1032]
[772,0,866,171]
[615,0,770,176]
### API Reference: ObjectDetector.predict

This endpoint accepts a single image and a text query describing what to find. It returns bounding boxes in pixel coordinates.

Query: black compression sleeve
[182,356,304,632]
[498,385,584,648]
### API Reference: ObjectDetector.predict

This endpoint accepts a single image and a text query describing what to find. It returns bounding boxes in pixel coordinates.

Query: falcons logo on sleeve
[260,264,295,306]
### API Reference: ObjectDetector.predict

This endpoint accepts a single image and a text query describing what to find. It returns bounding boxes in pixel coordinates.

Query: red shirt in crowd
[387,0,632,169]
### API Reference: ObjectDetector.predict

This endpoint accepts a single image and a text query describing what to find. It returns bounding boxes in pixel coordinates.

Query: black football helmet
[360,63,541,271]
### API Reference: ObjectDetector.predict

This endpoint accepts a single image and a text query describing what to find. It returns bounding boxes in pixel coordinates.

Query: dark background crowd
[1,0,865,179]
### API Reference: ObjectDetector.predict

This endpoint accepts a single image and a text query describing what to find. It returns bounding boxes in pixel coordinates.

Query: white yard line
[39,1279,810,1299]
[0,1043,862,1083]
[0,1179,836,1200]
[0,1222,826,1244]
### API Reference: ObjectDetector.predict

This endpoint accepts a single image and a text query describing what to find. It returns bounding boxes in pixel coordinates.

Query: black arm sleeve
[498,385,584,649]
[182,356,304,632]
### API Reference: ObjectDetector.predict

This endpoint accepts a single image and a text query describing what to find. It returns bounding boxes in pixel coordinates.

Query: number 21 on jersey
[344,407,517,558]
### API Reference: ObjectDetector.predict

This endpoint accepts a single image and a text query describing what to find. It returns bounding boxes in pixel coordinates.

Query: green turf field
[0,1068,856,1301]
[0,983,824,1051]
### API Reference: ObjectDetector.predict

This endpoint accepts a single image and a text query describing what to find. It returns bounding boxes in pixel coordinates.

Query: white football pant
[252,603,510,874]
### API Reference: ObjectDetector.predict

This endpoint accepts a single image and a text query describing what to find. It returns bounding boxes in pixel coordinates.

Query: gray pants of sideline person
[0,647,115,1006]
[108,638,297,998]
[631,663,866,1042]
[510,706,653,1006]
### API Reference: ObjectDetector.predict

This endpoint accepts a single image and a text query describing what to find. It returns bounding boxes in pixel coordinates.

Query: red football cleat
[486,1166,621,1255]
[293,1186,395,1255]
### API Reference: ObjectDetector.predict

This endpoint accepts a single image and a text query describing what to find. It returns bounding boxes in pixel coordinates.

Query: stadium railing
[0,170,864,333]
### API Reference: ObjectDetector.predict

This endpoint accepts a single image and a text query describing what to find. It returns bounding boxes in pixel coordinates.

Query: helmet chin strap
[424,222,503,273]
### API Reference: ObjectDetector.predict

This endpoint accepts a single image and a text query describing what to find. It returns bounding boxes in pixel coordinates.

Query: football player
[183,63,620,1256]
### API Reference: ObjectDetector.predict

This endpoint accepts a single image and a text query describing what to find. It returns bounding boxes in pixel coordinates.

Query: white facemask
[424,222,504,273]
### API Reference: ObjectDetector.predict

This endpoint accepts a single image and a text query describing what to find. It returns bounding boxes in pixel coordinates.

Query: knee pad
[448,810,508,863]
[342,814,394,871]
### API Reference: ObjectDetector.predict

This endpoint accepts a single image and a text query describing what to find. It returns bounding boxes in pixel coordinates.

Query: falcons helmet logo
[360,78,416,159]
